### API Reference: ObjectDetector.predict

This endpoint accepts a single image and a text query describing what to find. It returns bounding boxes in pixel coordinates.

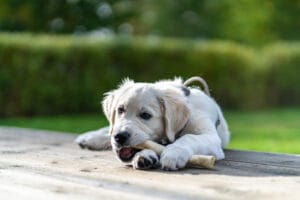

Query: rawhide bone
[135,140,215,169]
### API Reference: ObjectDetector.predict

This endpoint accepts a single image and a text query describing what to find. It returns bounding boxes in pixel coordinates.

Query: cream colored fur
[76,77,230,170]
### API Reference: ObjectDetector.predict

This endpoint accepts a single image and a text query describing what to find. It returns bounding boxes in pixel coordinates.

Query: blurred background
[0,0,299,153]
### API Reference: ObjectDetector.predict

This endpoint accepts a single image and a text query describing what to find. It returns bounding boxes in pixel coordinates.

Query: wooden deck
[0,126,299,200]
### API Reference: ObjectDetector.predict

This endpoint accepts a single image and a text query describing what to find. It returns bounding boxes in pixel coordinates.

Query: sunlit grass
[226,108,300,154]
[0,108,299,154]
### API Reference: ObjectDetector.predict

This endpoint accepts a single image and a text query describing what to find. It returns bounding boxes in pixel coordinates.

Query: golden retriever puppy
[76,77,230,170]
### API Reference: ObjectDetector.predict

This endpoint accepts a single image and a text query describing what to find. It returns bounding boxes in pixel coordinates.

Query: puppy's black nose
[114,131,130,145]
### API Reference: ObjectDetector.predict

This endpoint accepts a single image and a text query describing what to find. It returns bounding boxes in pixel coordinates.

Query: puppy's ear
[102,78,135,135]
[158,89,189,142]
[102,91,115,121]
[102,91,116,135]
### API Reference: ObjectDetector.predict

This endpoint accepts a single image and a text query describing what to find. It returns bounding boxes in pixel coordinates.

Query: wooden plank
[0,127,299,200]
[213,150,300,177]
[224,149,300,168]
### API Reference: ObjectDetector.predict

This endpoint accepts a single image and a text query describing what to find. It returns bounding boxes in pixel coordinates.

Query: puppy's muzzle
[113,131,142,162]
[114,131,130,145]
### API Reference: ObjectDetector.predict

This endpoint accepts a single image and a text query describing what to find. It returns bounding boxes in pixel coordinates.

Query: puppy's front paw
[75,128,111,150]
[132,149,160,170]
[160,146,190,171]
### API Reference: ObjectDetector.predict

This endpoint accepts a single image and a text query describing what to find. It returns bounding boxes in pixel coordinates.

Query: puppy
[76,77,230,170]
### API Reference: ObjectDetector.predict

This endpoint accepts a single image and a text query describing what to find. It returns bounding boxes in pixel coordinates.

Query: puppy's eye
[139,112,152,120]
[118,106,125,115]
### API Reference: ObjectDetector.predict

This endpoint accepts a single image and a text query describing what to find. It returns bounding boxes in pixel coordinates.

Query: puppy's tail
[184,76,211,96]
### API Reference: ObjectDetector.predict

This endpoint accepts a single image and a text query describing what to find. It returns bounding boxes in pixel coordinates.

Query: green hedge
[263,43,300,106]
[0,33,298,117]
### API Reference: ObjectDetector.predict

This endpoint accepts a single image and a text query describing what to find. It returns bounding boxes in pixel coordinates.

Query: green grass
[0,114,108,134]
[226,108,300,154]
[0,108,299,154]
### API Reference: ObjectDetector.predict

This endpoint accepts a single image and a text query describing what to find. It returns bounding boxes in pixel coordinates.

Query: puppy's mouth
[117,147,140,162]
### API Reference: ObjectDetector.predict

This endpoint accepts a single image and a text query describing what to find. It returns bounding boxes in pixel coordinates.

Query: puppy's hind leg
[216,111,230,148]
[75,127,111,150]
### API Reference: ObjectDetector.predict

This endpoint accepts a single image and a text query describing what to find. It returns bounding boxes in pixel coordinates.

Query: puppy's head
[102,79,189,163]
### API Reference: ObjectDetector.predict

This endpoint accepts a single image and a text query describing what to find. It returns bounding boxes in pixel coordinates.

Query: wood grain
[0,127,299,200]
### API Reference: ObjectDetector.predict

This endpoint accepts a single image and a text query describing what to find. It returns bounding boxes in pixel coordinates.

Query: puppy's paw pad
[132,150,159,170]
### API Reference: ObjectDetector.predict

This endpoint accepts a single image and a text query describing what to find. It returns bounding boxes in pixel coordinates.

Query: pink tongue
[119,147,133,158]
